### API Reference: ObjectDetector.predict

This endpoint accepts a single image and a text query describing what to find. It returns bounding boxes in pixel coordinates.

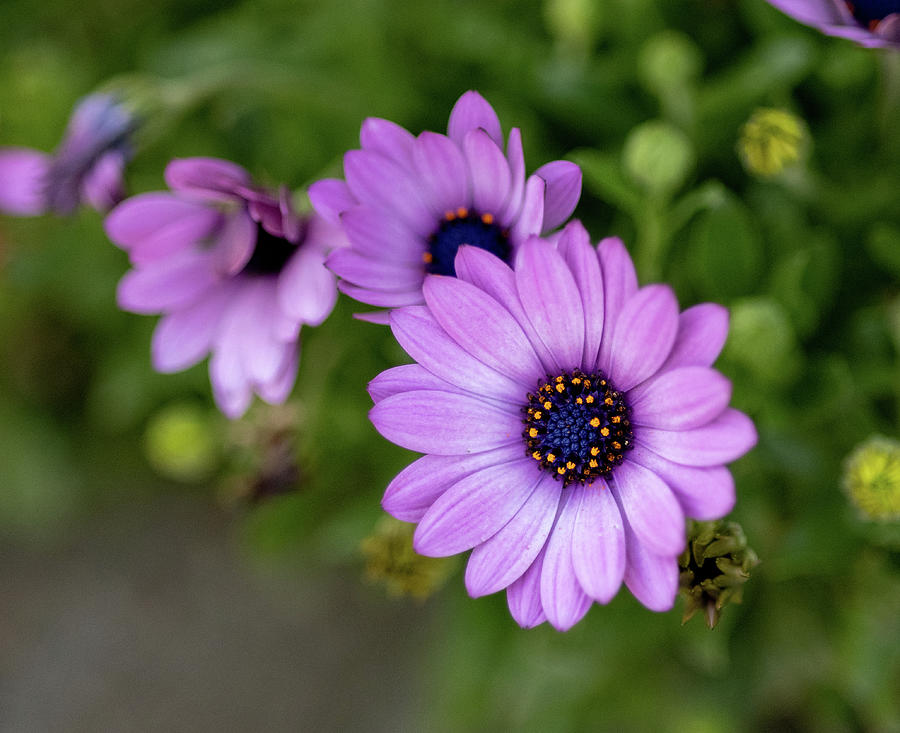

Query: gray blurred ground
[0,498,431,732]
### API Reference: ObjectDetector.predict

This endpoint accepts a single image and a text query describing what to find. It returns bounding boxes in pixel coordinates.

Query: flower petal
[661,303,729,371]
[278,243,338,327]
[611,460,685,556]
[360,117,415,166]
[164,157,250,201]
[623,520,678,612]
[382,443,526,522]
[327,248,424,292]
[463,128,510,216]
[369,389,521,455]
[256,345,298,405]
[447,90,503,148]
[413,131,470,215]
[414,458,537,556]
[105,193,215,251]
[151,285,231,372]
[343,149,434,236]
[506,547,548,629]
[515,238,585,372]
[117,250,217,314]
[629,367,732,430]
[337,281,424,308]
[368,363,453,403]
[571,481,626,603]
[557,220,604,368]
[510,175,545,244]
[637,408,758,467]
[540,492,593,631]
[453,245,558,372]
[423,275,543,385]
[465,471,561,597]
[595,237,638,372]
[390,306,524,404]
[238,280,289,385]
[308,178,357,226]
[607,285,679,391]
[498,128,525,224]
[0,148,50,216]
[214,210,256,276]
[338,205,424,265]
[535,160,582,232]
[80,149,125,212]
[629,444,736,520]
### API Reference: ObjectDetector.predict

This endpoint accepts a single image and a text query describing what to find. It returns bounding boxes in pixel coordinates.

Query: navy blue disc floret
[522,369,634,487]
[846,0,900,24]
[425,207,510,276]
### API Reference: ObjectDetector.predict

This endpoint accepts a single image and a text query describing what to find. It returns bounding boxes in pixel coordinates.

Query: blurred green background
[1,0,899,730]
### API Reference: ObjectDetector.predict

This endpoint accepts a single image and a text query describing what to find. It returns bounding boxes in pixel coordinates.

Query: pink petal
[369,389,521,455]
[117,250,217,314]
[447,90,503,147]
[308,178,357,226]
[510,175,545,244]
[534,160,582,232]
[164,157,251,200]
[661,303,729,371]
[413,131,470,215]
[414,459,538,556]
[465,472,561,597]
[338,206,423,265]
[382,443,526,522]
[571,481,625,603]
[498,128,525,224]
[611,460,685,557]
[637,408,758,467]
[368,364,454,404]
[278,243,338,326]
[463,128,510,216]
[594,237,638,372]
[628,367,732,430]
[506,547,548,629]
[557,220,605,368]
[540,492,593,631]
[623,521,678,612]
[151,285,231,372]
[360,117,415,166]
[0,148,49,216]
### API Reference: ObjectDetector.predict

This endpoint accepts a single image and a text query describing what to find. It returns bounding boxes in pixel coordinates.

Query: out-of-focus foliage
[0,0,898,730]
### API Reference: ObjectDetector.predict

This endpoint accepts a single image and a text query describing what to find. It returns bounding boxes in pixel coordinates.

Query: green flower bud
[143,403,222,483]
[623,120,695,197]
[638,30,703,94]
[737,108,808,178]
[842,436,900,522]
[361,516,457,600]
[679,520,759,629]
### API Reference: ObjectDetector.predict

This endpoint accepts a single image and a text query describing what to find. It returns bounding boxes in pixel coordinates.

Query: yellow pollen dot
[555,376,565,383]
[555,383,565,393]
[533,411,542,420]
[589,459,598,468]
[611,416,621,424]
[607,453,615,462]
[528,428,538,438]
[543,401,552,411]
[590,446,600,456]
[583,380,591,388]
[542,384,552,392]
[600,427,610,437]
[532,451,542,461]
[589,417,601,428]
[571,377,581,385]
[575,397,583,404]
[456,206,468,218]
[566,461,576,470]
[422,252,433,264]
[605,397,614,405]
[481,212,494,225]
[444,210,456,221]
[585,395,594,404]
[612,441,622,450]
[557,466,566,475]
[547,453,557,463]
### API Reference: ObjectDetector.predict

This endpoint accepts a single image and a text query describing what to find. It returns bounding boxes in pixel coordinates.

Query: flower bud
[737,107,808,179]
[842,436,900,522]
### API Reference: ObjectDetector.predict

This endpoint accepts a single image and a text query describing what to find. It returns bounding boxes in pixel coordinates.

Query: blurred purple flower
[106,157,346,418]
[766,0,900,47]
[368,222,757,630]
[0,92,136,216]
[309,90,581,322]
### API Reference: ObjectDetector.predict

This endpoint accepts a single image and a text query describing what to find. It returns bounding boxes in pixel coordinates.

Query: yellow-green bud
[737,108,808,178]
[623,120,695,197]
[361,516,457,600]
[842,436,900,522]
[638,30,703,94]
[143,403,222,482]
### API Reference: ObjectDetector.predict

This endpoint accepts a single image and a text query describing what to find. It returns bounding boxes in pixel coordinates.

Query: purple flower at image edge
[0,92,136,216]
[766,0,900,47]
[308,90,582,323]
[368,222,757,631]
[105,157,347,418]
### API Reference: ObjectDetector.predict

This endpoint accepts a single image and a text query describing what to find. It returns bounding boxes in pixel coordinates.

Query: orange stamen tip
[456,207,468,218]
[481,213,494,225]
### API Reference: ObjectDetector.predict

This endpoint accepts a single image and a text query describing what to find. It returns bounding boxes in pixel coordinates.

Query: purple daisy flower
[368,222,757,631]
[308,90,582,322]
[766,0,900,47]
[0,92,136,216]
[105,157,346,418]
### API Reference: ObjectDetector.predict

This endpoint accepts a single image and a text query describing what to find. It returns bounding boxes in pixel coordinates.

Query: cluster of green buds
[679,520,759,629]
[360,517,457,600]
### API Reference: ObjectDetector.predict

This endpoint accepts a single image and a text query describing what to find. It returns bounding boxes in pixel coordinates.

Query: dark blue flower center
[240,224,298,276]
[846,0,900,25]
[522,369,634,487]
[425,207,510,277]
